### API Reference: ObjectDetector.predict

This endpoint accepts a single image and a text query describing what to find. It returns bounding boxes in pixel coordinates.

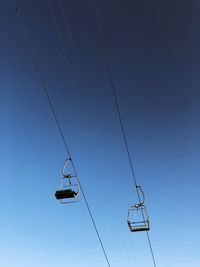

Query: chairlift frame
[127,204,150,232]
[127,185,150,232]
[55,158,80,204]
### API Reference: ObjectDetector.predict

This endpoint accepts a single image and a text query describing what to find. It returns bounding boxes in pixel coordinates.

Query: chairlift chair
[127,204,150,232]
[127,185,150,232]
[55,158,80,204]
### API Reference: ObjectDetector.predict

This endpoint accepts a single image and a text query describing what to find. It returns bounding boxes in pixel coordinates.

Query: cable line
[53,2,141,266]
[12,1,111,267]
[47,0,78,91]
[90,1,157,266]
[58,0,88,92]
[50,2,142,266]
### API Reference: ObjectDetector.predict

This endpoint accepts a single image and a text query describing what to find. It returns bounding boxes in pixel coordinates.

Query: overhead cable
[58,0,88,92]
[47,0,78,90]
[56,2,140,266]
[12,1,111,266]
[90,1,157,266]
[52,1,142,266]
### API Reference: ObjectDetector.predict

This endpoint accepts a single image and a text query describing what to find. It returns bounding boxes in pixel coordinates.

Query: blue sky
[1,0,200,267]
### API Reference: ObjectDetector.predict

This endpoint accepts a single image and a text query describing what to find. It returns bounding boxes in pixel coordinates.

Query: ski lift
[55,157,80,204]
[127,185,150,232]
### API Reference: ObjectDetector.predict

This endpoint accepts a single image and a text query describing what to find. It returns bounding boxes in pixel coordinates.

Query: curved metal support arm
[62,157,72,177]
[135,185,145,207]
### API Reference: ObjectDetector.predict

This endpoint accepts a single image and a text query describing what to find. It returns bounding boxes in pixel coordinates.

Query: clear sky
[0,0,200,267]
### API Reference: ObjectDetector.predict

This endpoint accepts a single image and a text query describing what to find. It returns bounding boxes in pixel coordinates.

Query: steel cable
[12,1,111,266]
[90,1,157,266]
[53,1,143,266]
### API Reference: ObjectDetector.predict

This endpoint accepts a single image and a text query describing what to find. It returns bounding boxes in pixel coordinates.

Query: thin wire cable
[47,0,78,91]
[53,2,142,266]
[58,0,88,92]
[59,0,143,266]
[90,1,157,266]
[48,0,92,123]
[12,2,111,266]
[11,0,70,156]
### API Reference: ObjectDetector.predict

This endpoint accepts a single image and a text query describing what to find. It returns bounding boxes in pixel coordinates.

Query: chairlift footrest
[130,226,150,232]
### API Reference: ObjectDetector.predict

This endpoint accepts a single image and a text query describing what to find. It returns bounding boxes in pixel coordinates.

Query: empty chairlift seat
[127,185,150,232]
[55,157,80,204]
[55,189,77,200]
[127,205,150,232]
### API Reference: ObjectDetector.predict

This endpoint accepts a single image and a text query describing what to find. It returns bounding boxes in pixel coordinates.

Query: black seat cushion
[55,189,77,199]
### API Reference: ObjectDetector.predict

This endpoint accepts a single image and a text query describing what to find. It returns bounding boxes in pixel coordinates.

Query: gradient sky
[1,0,200,267]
